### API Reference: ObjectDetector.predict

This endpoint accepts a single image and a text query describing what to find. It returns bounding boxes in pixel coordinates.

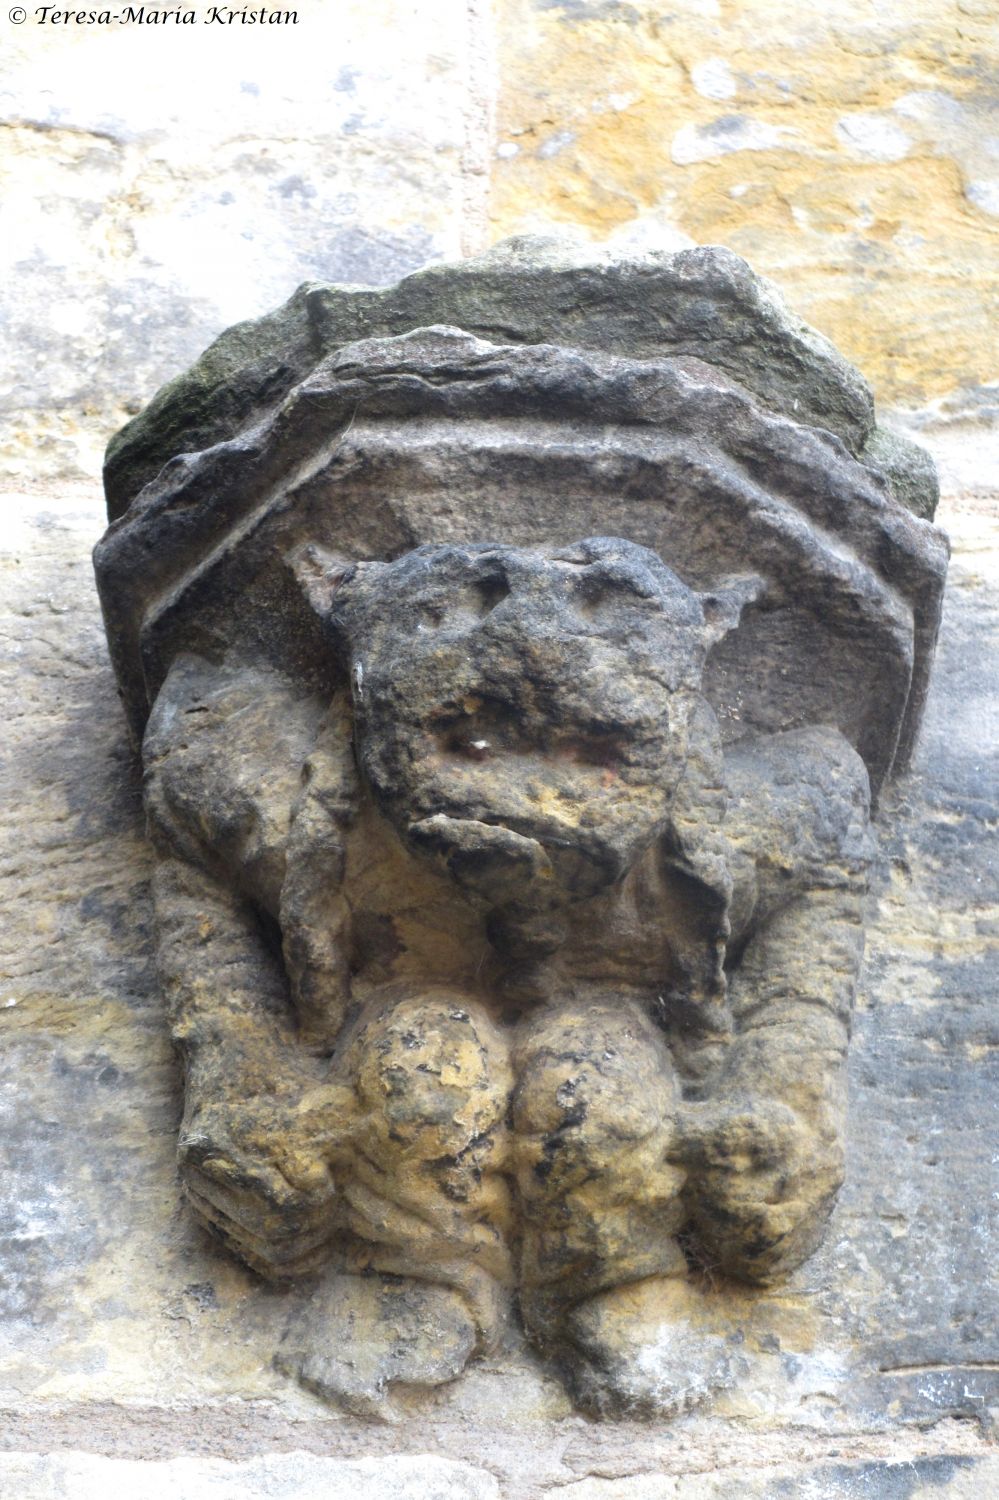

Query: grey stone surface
[101,237,936,525]
[0,0,486,485]
[0,1451,500,1499]
[860,426,941,524]
[4,1450,999,1500]
[556,1456,999,1497]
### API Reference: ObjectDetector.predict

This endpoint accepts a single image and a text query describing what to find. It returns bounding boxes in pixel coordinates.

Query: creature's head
[297,537,756,958]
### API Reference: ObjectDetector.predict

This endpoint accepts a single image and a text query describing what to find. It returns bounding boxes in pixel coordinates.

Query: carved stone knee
[335,989,514,1342]
[511,998,687,1346]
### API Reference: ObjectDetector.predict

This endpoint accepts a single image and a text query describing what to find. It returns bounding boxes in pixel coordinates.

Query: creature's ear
[287,541,358,620]
[696,574,765,647]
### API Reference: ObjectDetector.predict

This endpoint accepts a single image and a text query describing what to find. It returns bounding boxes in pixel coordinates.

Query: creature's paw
[557,1275,742,1419]
[276,1272,479,1421]
[179,1098,338,1278]
[677,1101,844,1283]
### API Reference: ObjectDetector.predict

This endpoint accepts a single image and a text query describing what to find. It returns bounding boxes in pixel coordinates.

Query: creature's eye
[573,578,612,617]
[419,575,510,629]
[554,734,623,769]
[433,697,526,759]
[469,574,510,616]
[438,720,493,760]
[437,721,506,763]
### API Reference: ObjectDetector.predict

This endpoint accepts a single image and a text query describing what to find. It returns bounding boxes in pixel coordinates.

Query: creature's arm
[153,854,343,1277]
[278,691,358,1052]
[143,656,355,1274]
[679,727,873,1283]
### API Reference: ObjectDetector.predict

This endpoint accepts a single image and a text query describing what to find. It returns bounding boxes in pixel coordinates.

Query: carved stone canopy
[97,316,945,777]
[95,239,948,1419]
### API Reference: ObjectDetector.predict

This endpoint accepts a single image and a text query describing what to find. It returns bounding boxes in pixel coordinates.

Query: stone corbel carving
[95,239,948,1418]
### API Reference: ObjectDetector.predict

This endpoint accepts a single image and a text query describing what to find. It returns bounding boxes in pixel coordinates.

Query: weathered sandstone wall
[1,4,996,1495]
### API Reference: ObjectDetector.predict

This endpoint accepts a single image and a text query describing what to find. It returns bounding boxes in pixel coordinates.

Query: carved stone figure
[95,239,948,1418]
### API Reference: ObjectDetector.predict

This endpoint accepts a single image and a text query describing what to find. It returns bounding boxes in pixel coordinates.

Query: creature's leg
[333,989,515,1351]
[510,997,737,1415]
[683,727,872,1284]
[512,997,686,1339]
[681,884,862,1284]
[279,989,513,1418]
